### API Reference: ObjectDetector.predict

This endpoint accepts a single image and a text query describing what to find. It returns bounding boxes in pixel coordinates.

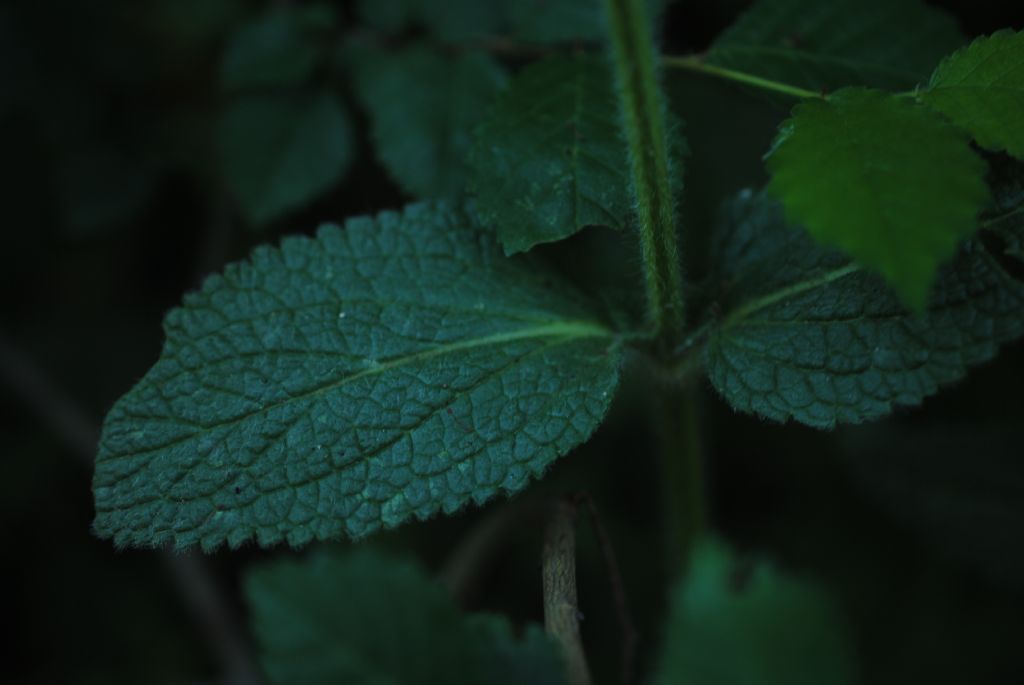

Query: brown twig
[0,334,263,685]
[542,499,592,685]
[575,494,638,685]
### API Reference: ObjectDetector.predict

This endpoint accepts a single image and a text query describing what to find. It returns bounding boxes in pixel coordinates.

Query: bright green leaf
[469,55,631,254]
[703,186,1024,428]
[92,202,622,550]
[707,0,963,92]
[350,45,508,198]
[247,549,565,685]
[921,30,1024,159]
[218,90,354,226]
[220,5,335,92]
[766,87,989,309]
[654,538,856,685]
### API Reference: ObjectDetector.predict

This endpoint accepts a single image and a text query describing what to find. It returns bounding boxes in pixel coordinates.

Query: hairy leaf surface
[704,187,1024,428]
[470,55,630,254]
[218,91,354,226]
[220,5,335,92]
[921,30,1024,159]
[707,0,963,92]
[247,550,564,685]
[350,45,507,198]
[93,202,622,549]
[767,88,989,308]
[654,538,856,685]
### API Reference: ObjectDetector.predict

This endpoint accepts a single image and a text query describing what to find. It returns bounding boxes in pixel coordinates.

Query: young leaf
[220,4,335,92]
[920,30,1024,160]
[218,90,354,226]
[349,45,508,198]
[766,87,989,309]
[92,202,622,550]
[247,549,565,685]
[703,187,1024,429]
[707,0,963,92]
[469,55,631,254]
[653,538,856,685]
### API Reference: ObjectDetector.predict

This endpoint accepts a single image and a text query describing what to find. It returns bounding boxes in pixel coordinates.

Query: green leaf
[766,87,989,309]
[707,0,963,92]
[220,5,336,92]
[350,45,508,198]
[218,90,354,226]
[703,186,1024,428]
[506,0,666,44]
[920,30,1024,160]
[92,202,622,550]
[653,538,856,685]
[469,55,631,254]
[247,549,565,685]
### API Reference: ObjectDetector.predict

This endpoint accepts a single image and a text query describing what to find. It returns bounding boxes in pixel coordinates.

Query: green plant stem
[662,54,826,100]
[604,0,685,342]
[543,499,593,685]
[657,383,704,575]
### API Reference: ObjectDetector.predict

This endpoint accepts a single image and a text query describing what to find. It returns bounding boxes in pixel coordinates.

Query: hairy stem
[662,54,826,100]
[543,500,593,685]
[604,0,685,342]
[657,383,705,575]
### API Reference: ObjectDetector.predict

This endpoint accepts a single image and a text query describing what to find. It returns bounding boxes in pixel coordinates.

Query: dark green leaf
[654,538,856,685]
[703,186,1024,428]
[220,5,336,92]
[921,30,1024,160]
[247,549,565,685]
[470,55,631,254]
[92,202,622,549]
[218,90,354,226]
[350,45,508,198]
[767,88,989,308]
[707,0,963,92]
[506,0,666,44]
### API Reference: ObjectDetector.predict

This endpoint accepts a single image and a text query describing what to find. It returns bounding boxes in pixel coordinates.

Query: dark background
[2,1,1023,683]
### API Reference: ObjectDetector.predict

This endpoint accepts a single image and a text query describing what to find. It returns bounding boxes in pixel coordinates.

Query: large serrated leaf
[653,538,856,685]
[707,0,963,92]
[247,549,565,685]
[92,202,622,550]
[469,54,631,254]
[349,44,507,198]
[921,30,1024,160]
[703,187,1024,429]
[767,88,989,309]
[218,90,354,226]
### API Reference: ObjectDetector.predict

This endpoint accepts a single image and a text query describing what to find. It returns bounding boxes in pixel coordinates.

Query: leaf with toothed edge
[92,201,622,550]
[247,549,566,685]
[703,185,1024,429]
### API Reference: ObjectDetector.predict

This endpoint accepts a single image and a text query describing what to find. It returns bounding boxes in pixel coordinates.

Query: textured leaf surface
[218,91,354,226]
[92,202,621,549]
[767,88,989,308]
[470,55,630,254]
[707,0,963,92]
[703,187,1024,428]
[247,550,564,685]
[921,30,1024,159]
[220,5,335,91]
[654,538,856,685]
[350,45,507,198]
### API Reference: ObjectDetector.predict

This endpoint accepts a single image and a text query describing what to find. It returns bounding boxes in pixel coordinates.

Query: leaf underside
[247,550,565,685]
[707,0,964,92]
[470,54,631,254]
[767,88,989,309]
[704,186,1024,429]
[92,202,621,550]
[921,29,1024,160]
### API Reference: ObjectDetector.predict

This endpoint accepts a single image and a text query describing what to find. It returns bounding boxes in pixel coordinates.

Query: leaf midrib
[101,319,614,461]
